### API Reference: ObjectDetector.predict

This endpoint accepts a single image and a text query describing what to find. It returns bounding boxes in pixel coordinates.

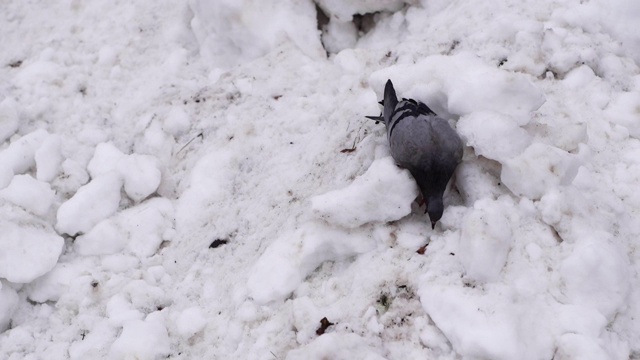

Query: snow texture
[1,0,640,359]
[0,204,63,283]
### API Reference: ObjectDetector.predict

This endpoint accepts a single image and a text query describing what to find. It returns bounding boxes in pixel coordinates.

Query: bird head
[426,196,444,229]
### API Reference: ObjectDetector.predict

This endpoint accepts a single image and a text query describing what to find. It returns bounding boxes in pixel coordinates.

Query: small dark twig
[177,132,204,154]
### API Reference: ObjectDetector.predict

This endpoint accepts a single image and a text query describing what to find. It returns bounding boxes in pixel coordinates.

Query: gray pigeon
[367,80,463,228]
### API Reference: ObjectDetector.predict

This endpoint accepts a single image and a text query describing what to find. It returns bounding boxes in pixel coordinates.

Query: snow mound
[0,203,64,283]
[559,236,630,320]
[0,175,55,217]
[311,156,418,228]
[459,197,514,283]
[457,111,531,162]
[175,150,233,231]
[108,313,170,360]
[248,221,378,304]
[87,142,125,179]
[501,143,580,200]
[420,284,554,360]
[286,333,385,360]
[371,52,546,122]
[119,154,162,202]
[58,142,165,236]
[56,173,122,236]
[25,262,83,303]
[75,197,174,257]
[0,129,49,189]
[87,142,162,202]
[189,0,324,67]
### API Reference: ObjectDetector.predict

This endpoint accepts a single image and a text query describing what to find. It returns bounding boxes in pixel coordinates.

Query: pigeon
[366,80,463,229]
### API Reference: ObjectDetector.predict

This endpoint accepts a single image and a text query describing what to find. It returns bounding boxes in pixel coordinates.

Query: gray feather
[377,80,463,228]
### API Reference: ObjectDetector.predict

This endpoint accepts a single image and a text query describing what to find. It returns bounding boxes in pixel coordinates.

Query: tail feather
[383,80,398,123]
[365,115,384,122]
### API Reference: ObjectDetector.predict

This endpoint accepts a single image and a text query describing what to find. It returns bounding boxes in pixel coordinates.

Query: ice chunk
[109,313,170,360]
[0,129,49,188]
[74,219,125,256]
[563,65,597,89]
[311,156,418,228]
[25,262,81,303]
[56,172,122,236]
[248,221,377,304]
[501,143,580,200]
[118,154,162,202]
[457,111,531,162]
[0,98,19,144]
[86,142,125,179]
[0,203,64,283]
[0,175,55,216]
[106,294,144,326]
[75,198,173,257]
[87,143,162,202]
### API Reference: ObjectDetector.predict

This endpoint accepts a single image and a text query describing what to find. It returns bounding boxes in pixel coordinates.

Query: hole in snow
[352,12,379,36]
[315,3,330,32]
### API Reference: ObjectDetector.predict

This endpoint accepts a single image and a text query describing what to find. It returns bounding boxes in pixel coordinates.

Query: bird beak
[431,220,437,230]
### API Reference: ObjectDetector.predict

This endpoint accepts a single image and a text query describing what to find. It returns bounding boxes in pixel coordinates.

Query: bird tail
[365,115,384,122]
[383,80,398,123]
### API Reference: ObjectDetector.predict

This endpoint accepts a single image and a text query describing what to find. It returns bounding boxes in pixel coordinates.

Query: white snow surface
[1,1,640,359]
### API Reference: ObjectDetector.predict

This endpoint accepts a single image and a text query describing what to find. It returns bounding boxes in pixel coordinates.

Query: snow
[56,173,122,236]
[0,175,55,216]
[0,129,49,188]
[0,204,63,283]
[174,306,206,339]
[311,156,418,228]
[34,134,62,182]
[0,282,19,332]
[2,0,640,359]
[0,98,19,144]
[109,314,170,360]
[163,106,191,137]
